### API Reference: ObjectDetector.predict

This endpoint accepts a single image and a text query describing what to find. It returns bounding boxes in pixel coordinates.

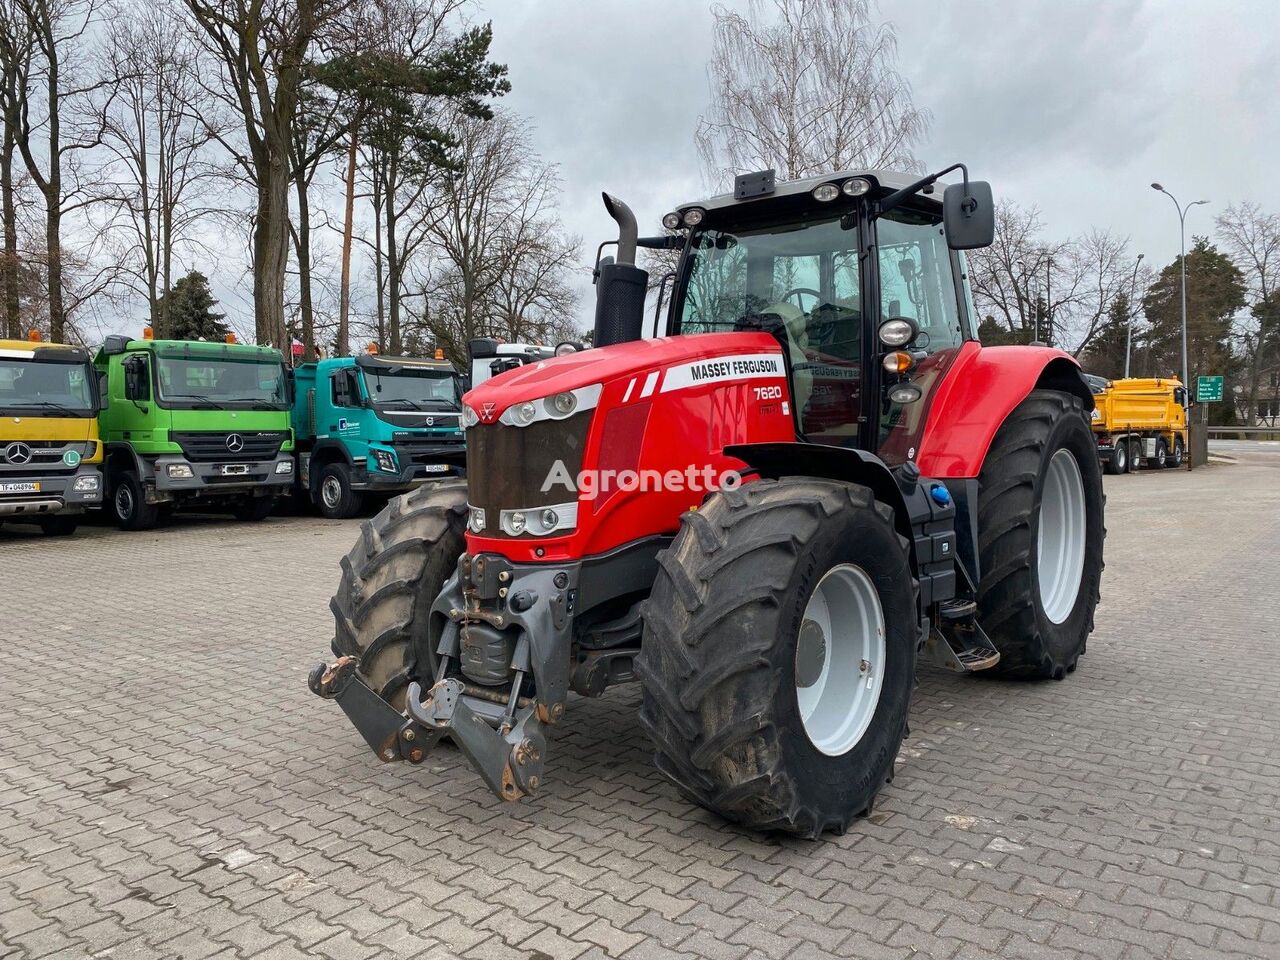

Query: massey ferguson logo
[225,434,245,453]
[481,402,497,422]
[3,441,32,465]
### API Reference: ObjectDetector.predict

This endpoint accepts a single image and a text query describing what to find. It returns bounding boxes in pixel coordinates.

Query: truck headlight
[373,449,397,473]
[73,475,100,492]
[167,464,194,479]
[275,460,294,474]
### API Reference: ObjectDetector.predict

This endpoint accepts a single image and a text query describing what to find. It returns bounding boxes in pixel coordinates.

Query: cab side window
[877,210,964,354]
[331,369,360,407]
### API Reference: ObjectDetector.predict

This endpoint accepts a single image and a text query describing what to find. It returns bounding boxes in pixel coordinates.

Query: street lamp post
[1124,253,1144,378]
[1150,183,1209,401]
[1044,255,1053,346]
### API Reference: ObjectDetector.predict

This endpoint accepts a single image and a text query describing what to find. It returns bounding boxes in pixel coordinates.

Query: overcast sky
[480,0,1280,332]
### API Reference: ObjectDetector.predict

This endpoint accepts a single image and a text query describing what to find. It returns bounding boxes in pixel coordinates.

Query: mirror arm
[877,162,969,218]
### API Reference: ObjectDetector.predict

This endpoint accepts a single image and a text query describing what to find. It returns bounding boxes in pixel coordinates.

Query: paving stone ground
[1,457,1278,960]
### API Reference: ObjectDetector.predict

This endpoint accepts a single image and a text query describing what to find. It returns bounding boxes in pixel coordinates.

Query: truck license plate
[0,481,40,494]
[422,464,449,474]
[221,464,249,476]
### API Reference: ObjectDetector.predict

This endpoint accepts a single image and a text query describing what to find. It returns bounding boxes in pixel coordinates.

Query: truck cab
[95,333,295,529]
[1090,376,1188,473]
[0,336,104,536]
[467,339,556,389]
[291,353,465,518]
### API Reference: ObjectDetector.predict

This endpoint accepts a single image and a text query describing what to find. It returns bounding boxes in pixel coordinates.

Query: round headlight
[512,401,538,425]
[662,212,682,230]
[811,183,840,202]
[888,384,923,404]
[681,207,705,227]
[548,391,577,416]
[462,404,479,428]
[468,507,485,532]
[842,177,872,197]
[554,341,580,357]
[541,508,559,528]
[508,511,527,534]
[878,317,917,347]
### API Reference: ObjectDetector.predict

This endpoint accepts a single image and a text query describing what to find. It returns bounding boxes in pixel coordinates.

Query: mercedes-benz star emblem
[225,434,245,453]
[3,441,32,465]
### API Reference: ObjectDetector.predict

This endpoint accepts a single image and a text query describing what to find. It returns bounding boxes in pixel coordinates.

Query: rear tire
[1151,438,1167,469]
[976,390,1105,679]
[638,478,917,837]
[316,462,362,519]
[39,515,78,537]
[113,470,159,531]
[329,480,468,709]
[1167,436,1184,467]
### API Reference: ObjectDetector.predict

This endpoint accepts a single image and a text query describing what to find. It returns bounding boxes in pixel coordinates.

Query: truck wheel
[1151,438,1167,468]
[1167,437,1184,467]
[316,462,362,519]
[1107,439,1128,474]
[638,478,916,837]
[977,390,1105,679]
[329,480,468,709]
[39,515,79,537]
[233,497,274,522]
[113,470,159,531]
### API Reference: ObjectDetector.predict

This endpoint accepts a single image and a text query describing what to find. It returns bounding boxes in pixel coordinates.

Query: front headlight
[73,475,100,492]
[275,460,294,474]
[498,383,602,427]
[462,404,479,428]
[167,463,194,479]
[499,502,578,537]
[468,505,486,533]
[373,449,397,473]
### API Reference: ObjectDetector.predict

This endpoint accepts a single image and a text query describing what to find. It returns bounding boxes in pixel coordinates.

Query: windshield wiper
[379,398,426,410]
[6,400,87,417]
[166,393,221,409]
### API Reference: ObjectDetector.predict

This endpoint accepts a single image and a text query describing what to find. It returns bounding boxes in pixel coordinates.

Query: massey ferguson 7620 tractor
[310,165,1105,836]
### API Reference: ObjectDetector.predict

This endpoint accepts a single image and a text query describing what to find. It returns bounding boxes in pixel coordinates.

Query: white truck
[466,338,584,388]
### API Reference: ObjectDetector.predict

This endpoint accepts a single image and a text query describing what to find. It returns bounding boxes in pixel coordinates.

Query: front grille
[467,413,591,532]
[390,435,465,464]
[0,440,80,471]
[171,431,287,462]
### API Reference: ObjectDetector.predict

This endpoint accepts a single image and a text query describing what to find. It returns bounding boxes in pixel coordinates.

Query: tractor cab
[656,169,988,462]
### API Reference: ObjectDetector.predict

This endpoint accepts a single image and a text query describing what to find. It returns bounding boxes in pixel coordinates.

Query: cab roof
[676,168,942,216]
[0,339,91,362]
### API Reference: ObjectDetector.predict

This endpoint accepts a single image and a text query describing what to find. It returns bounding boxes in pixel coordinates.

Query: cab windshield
[156,355,288,409]
[362,366,461,411]
[0,357,96,417]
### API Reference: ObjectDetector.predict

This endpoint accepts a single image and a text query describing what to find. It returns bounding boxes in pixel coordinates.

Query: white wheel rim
[1037,448,1087,624]
[794,563,886,756]
[321,476,342,510]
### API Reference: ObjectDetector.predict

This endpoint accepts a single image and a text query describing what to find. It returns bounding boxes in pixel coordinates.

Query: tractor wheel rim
[794,563,886,757]
[115,484,133,519]
[321,476,342,510]
[1037,448,1087,624]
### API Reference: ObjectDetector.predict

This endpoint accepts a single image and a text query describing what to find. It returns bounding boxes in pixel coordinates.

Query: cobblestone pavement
[2,461,1278,960]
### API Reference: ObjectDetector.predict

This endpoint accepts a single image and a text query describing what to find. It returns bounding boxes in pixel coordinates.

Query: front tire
[39,515,79,537]
[316,462,362,519]
[977,390,1105,679]
[113,470,159,531]
[329,480,468,709]
[638,478,917,837]
[1107,439,1128,475]
[233,497,275,522]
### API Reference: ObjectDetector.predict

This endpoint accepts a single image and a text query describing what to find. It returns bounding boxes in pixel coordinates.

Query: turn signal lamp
[142,326,154,340]
[435,348,445,359]
[225,333,237,344]
[883,351,915,375]
[367,342,378,355]
[27,329,41,342]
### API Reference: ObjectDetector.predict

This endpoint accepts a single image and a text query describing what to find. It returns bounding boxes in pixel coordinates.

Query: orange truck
[1087,376,1187,474]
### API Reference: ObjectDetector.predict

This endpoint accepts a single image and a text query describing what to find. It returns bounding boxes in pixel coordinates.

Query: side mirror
[942,180,994,250]
[96,371,109,411]
[123,356,149,402]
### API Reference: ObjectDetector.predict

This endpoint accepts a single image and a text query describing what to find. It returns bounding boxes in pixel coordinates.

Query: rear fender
[914,345,1092,479]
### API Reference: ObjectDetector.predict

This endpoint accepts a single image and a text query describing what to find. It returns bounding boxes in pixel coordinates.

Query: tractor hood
[461,332,784,424]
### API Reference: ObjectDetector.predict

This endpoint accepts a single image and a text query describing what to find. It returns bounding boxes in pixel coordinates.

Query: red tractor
[310,165,1104,836]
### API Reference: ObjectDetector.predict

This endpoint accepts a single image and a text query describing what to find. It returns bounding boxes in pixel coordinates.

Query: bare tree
[0,0,34,337]
[1216,202,1280,423]
[182,0,348,348]
[696,0,929,186]
[95,5,227,336]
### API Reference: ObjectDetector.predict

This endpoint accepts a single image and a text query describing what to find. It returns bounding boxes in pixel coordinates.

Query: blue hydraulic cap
[929,484,951,506]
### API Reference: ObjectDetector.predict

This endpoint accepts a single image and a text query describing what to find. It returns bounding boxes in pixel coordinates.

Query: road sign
[1196,376,1224,403]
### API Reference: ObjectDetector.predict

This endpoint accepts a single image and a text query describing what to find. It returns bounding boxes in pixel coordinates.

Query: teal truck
[95,334,295,529]
[291,353,465,518]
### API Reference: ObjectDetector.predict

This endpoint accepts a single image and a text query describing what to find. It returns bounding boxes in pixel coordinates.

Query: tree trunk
[292,167,314,359]
[0,124,17,339]
[337,123,357,357]
[254,151,290,349]
[372,168,385,353]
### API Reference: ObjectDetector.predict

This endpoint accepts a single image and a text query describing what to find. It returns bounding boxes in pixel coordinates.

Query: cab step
[923,616,1001,673]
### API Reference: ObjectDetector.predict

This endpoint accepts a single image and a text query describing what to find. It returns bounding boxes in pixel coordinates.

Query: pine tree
[158,271,230,341]
[1079,293,1135,380]
[1140,237,1244,382]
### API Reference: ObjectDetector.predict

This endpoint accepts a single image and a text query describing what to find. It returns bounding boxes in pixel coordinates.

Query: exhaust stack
[593,193,648,348]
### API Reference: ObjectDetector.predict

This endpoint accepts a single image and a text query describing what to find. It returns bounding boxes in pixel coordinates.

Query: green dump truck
[95,334,295,529]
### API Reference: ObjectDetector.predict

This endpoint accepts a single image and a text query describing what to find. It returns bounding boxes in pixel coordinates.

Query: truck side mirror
[96,371,109,411]
[123,355,150,402]
[942,180,994,250]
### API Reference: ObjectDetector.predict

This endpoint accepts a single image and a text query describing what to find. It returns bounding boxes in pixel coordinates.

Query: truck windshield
[0,357,96,417]
[156,356,288,409]
[363,367,461,410]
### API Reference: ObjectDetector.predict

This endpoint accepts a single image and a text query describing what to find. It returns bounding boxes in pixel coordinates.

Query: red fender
[914,343,1092,479]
